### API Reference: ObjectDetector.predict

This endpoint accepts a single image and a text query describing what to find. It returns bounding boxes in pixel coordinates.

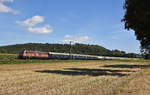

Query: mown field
[0,54,150,95]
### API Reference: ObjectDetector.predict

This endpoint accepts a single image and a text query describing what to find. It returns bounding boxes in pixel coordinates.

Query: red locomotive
[19,50,49,59]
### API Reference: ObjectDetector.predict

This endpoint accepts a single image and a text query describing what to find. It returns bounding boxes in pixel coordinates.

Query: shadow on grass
[103,64,150,69]
[35,68,134,77]
[65,68,133,72]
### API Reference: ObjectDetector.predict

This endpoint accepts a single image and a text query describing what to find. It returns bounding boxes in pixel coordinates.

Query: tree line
[0,43,140,58]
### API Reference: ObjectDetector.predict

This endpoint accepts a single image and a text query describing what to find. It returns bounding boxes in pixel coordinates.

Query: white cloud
[62,35,90,43]
[64,34,73,39]
[0,0,18,14]
[17,15,44,27]
[78,36,89,42]
[27,25,53,34]
[0,0,14,2]
[17,15,54,34]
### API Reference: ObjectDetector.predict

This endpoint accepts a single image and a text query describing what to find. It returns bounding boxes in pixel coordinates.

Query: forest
[0,43,140,58]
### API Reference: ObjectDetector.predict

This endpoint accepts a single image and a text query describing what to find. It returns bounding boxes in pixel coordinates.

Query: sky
[0,0,140,53]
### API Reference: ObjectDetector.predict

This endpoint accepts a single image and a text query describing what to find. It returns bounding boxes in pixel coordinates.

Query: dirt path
[0,62,149,95]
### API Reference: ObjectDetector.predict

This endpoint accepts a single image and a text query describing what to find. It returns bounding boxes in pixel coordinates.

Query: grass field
[0,54,150,95]
[0,53,150,64]
[0,54,103,64]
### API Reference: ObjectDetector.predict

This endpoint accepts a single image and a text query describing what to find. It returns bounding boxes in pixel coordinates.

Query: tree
[123,0,150,56]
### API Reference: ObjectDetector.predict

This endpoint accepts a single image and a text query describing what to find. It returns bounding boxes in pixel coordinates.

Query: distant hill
[0,43,111,55]
[0,43,140,58]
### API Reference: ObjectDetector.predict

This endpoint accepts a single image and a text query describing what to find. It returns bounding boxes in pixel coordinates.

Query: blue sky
[0,0,140,53]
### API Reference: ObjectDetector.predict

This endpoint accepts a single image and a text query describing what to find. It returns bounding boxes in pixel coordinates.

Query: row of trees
[0,43,140,58]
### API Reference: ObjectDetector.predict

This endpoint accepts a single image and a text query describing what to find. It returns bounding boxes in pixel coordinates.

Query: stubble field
[0,60,150,95]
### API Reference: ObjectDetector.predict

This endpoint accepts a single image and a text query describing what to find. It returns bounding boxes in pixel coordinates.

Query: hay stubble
[0,62,149,95]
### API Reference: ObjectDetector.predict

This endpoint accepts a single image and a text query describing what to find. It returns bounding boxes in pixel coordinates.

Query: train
[19,50,138,60]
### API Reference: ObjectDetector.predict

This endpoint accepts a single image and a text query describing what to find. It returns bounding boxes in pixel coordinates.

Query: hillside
[0,43,111,55]
[0,43,139,57]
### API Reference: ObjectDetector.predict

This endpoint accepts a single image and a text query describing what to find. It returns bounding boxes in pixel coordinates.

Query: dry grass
[0,61,150,95]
